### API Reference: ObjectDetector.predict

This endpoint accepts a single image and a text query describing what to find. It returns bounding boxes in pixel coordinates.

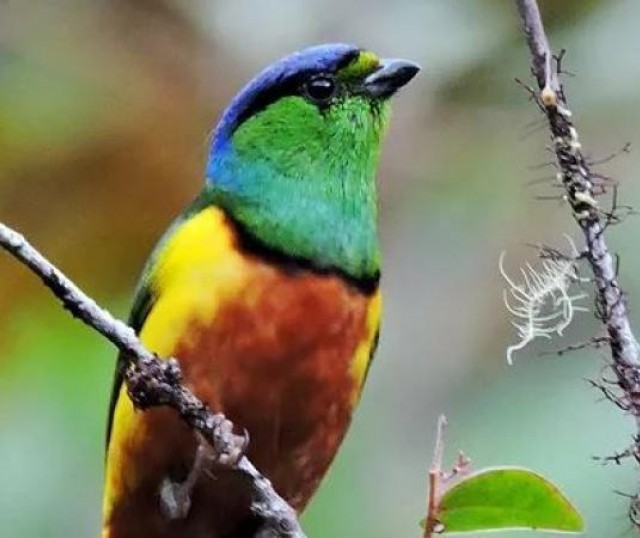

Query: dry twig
[0,221,305,538]
[423,415,471,538]
[515,0,640,525]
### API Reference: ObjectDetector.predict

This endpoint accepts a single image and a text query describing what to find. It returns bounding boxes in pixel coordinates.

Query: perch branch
[0,221,305,538]
[515,0,640,524]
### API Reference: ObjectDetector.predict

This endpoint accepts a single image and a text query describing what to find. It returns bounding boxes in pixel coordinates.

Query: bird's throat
[202,153,381,287]
[204,95,388,285]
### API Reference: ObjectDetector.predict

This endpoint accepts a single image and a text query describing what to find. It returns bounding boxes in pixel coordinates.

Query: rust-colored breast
[103,207,380,538]
[185,264,370,505]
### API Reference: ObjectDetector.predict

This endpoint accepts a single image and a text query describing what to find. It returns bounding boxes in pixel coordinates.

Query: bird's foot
[159,476,192,520]
[202,413,249,466]
[215,423,250,467]
[158,421,249,520]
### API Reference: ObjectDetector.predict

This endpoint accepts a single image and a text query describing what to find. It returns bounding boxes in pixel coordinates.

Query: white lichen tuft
[499,236,588,364]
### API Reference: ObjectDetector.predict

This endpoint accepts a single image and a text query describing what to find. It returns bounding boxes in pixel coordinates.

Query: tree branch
[514,0,640,525]
[0,221,305,538]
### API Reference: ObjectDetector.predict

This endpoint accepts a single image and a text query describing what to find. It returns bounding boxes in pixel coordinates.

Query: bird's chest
[135,208,381,509]
[169,261,376,507]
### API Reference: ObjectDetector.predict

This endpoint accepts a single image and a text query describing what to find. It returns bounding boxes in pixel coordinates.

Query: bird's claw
[159,477,192,520]
[216,422,249,466]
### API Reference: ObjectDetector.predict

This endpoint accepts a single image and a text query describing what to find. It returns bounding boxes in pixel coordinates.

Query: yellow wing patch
[102,207,248,525]
[349,290,382,404]
[143,207,248,356]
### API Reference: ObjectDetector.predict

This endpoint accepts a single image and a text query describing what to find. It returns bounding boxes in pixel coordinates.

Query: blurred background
[1,0,640,536]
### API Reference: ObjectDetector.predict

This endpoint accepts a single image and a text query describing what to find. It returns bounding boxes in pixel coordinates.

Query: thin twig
[515,0,640,524]
[0,221,305,538]
[424,415,447,538]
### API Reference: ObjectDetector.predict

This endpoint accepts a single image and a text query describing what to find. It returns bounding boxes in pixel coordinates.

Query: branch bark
[0,221,305,538]
[514,0,640,524]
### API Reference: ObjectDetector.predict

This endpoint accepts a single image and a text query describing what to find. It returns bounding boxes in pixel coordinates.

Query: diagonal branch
[0,221,305,538]
[514,0,640,526]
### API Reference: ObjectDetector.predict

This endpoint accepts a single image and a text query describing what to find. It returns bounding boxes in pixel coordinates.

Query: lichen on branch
[500,237,588,364]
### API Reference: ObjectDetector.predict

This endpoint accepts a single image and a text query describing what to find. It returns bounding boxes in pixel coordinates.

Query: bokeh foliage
[2,1,640,537]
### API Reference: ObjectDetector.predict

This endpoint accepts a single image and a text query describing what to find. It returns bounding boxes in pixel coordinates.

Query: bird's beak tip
[363,58,421,98]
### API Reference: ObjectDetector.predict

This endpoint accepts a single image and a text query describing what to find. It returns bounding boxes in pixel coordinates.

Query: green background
[1,1,639,536]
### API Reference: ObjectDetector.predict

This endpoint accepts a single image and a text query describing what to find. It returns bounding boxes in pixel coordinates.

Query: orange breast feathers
[103,206,381,537]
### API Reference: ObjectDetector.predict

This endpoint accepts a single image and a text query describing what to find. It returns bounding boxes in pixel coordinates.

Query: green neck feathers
[206,95,389,284]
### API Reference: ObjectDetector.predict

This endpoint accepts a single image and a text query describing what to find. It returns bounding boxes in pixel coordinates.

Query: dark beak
[363,59,420,98]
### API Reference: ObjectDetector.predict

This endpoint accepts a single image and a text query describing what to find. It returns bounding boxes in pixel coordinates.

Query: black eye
[303,75,337,105]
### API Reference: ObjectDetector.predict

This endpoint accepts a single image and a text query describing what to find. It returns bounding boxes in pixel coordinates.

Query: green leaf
[438,467,584,534]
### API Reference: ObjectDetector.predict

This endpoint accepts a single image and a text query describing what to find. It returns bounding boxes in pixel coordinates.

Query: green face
[232,92,389,191]
[208,49,418,285]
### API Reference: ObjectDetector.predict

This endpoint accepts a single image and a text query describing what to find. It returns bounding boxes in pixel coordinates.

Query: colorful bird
[102,43,419,538]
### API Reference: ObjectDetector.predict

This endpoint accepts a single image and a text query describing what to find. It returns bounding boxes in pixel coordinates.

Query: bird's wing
[105,192,215,449]
[104,282,155,449]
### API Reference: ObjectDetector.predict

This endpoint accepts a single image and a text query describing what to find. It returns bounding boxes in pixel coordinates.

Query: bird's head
[205,44,419,286]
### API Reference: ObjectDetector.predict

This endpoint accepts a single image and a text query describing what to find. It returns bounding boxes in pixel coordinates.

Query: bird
[102,43,419,538]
